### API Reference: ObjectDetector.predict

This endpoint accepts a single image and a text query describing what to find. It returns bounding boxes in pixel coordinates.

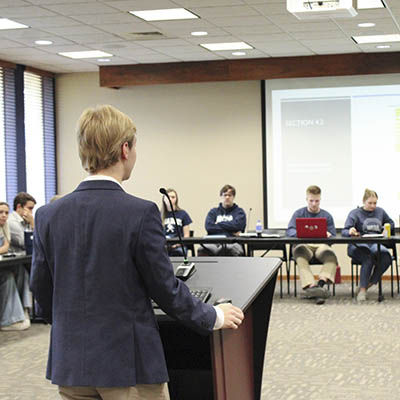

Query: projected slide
[267,84,400,228]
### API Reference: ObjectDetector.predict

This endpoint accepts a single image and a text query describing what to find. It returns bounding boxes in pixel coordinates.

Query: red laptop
[296,218,327,238]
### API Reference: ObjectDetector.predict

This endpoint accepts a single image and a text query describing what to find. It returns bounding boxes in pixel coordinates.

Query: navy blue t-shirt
[164,209,192,238]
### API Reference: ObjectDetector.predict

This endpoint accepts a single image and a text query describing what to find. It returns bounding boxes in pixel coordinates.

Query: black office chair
[289,245,336,298]
[351,243,399,298]
[247,241,289,298]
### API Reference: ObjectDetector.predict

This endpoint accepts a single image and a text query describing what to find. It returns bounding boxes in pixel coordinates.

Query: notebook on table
[296,217,327,238]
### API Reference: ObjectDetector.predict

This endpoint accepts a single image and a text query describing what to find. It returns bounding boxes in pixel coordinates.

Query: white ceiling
[0,0,399,73]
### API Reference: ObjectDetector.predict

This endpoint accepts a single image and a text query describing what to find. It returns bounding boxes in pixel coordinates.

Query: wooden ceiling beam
[99,52,400,87]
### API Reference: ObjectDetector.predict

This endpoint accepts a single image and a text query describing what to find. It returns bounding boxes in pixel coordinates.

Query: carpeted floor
[1,282,400,399]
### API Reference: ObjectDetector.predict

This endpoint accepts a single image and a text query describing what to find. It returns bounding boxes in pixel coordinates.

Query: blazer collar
[74,180,125,192]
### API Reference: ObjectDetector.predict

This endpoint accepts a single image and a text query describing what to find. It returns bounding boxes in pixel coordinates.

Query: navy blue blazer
[30,180,216,387]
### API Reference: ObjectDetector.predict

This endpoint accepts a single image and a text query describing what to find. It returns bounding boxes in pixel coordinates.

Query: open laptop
[296,218,327,238]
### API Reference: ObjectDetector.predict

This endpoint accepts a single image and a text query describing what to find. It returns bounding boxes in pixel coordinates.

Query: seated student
[161,188,192,256]
[8,192,36,253]
[0,202,30,331]
[287,185,338,304]
[198,184,246,256]
[342,189,394,303]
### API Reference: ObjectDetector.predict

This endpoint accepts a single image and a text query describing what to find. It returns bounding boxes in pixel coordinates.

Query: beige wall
[55,72,394,278]
[56,72,263,238]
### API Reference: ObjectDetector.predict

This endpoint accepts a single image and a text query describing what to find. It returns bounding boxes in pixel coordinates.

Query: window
[0,65,56,208]
[23,71,56,206]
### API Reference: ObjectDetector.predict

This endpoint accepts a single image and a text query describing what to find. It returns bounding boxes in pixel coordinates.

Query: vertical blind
[0,68,5,201]
[24,71,45,206]
[0,66,56,207]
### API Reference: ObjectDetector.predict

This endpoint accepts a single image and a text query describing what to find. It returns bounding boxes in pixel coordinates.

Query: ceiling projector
[287,0,358,19]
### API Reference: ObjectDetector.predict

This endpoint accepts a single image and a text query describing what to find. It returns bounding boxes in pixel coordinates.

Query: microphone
[160,188,195,279]
[246,207,253,233]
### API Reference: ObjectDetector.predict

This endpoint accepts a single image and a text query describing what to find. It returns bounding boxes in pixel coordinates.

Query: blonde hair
[363,188,378,202]
[77,105,136,173]
[306,185,321,196]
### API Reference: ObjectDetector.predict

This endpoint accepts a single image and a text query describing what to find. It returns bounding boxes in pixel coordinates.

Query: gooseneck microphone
[159,188,196,280]
[160,187,188,262]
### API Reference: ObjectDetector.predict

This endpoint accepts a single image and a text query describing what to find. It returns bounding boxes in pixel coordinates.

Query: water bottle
[255,219,263,237]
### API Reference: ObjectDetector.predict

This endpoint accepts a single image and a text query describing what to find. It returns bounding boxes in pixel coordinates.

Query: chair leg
[286,261,291,296]
[391,261,394,298]
[396,258,400,294]
[294,261,297,297]
[279,264,283,299]
[333,282,335,296]
[351,263,354,298]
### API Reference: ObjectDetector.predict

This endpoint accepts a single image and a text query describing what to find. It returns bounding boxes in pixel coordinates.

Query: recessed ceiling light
[58,50,113,59]
[200,42,253,51]
[353,34,400,44]
[0,18,28,30]
[357,22,376,28]
[35,40,53,45]
[357,0,384,9]
[232,51,246,56]
[191,31,208,36]
[129,8,198,21]
[376,45,391,49]
[97,58,111,62]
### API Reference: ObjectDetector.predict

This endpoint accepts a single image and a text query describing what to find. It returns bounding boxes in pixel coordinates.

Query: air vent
[121,31,166,41]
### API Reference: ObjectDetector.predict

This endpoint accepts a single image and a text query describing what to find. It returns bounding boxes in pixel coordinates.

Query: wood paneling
[0,59,16,69]
[100,52,400,87]
[25,66,55,78]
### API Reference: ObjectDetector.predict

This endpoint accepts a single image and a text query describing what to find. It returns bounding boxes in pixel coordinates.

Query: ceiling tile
[14,16,82,28]
[0,6,57,18]
[13,36,74,46]
[0,28,52,39]
[0,38,25,48]
[206,15,271,27]
[40,25,106,36]
[252,3,290,15]
[0,1,31,6]
[223,24,282,35]
[95,22,157,35]
[59,32,121,44]
[43,2,119,16]
[133,38,190,47]
[129,54,179,63]
[70,12,138,25]
[174,0,245,6]
[28,0,98,4]
[190,6,259,18]
[103,0,180,12]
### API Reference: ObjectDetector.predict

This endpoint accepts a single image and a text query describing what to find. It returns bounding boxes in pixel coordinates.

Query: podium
[157,257,281,400]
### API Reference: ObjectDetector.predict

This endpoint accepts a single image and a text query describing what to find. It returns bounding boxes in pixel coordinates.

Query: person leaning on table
[30,105,244,400]
[286,185,338,304]
[0,201,31,331]
[342,189,394,303]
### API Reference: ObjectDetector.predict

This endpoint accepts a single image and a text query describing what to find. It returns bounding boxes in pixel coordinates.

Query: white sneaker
[0,319,30,331]
[24,309,31,328]
[357,291,367,303]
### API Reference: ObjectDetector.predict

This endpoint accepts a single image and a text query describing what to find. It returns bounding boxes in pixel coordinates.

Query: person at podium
[198,184,246,256]
[287,185,338,304]
[30,105,244,400]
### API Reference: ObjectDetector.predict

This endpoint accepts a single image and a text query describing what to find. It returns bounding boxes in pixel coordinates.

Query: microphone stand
[159,189,195,275]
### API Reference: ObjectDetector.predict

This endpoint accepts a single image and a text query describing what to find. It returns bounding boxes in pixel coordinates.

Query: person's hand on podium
[217,303,244,330]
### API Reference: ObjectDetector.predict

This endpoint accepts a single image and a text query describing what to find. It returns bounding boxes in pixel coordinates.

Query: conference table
[167,234,400,302]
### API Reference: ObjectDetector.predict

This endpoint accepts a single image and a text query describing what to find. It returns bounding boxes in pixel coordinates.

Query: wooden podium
[157,257,281,400]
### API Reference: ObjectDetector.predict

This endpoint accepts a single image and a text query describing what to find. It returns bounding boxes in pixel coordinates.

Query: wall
[56,72,263,237]
[55,72,397,279]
